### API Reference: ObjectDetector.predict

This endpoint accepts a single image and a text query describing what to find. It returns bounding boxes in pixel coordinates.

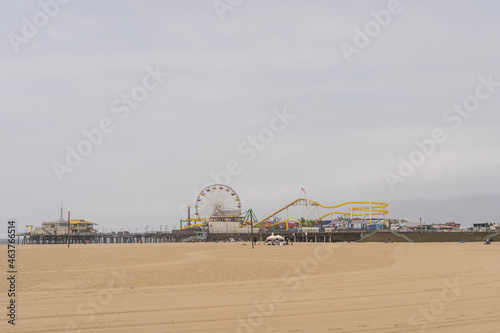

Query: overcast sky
[1,0,499,235]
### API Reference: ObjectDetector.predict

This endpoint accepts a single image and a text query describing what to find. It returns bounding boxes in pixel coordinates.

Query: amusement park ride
[180,184,390,231]
[181,184,243,230]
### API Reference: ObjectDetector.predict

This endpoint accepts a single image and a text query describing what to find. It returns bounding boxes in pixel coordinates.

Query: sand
[1,242,499,332]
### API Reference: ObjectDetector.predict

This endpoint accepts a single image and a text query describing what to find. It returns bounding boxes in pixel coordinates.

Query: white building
[472,222,498,232]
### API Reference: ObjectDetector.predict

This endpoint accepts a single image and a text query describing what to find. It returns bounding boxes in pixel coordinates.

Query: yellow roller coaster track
[256,199,389,227]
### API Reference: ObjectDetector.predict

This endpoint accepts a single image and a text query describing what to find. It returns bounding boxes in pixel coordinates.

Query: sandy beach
[1,242,499,332]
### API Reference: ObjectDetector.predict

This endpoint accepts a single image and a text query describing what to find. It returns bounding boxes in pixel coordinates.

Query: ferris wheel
[195,184,241,219]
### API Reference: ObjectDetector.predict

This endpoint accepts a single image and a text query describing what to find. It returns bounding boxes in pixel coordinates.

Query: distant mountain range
[391,193,500,226]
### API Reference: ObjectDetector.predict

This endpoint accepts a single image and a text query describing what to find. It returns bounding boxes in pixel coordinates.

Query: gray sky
[1,0,499,235]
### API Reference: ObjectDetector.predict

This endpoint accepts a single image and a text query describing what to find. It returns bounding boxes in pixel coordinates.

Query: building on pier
[33,219,97,235]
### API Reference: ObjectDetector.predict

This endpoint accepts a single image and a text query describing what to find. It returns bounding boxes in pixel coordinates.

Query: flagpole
[250,209,254,250]
[67,211,70,248]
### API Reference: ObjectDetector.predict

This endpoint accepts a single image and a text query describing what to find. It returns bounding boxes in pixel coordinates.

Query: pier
[19,229,500,244]
[21,232,178,244]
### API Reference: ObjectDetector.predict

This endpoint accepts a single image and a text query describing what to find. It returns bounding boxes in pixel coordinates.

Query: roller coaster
[180,185,389,231]
[253,198,390,230]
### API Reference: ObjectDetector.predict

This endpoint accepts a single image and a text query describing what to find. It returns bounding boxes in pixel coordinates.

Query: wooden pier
[22,232,179,244]
[19,230,500,244]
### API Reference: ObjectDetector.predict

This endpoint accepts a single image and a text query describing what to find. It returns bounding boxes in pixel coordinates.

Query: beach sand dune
[1,242,499,332]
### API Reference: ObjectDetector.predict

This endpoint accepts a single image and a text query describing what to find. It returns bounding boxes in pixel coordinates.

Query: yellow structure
[25,225,33,236]
[70,220,97,234]
[256,199,390,230]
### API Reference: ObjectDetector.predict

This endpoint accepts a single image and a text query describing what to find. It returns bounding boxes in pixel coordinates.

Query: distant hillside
[391,193,500,226]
